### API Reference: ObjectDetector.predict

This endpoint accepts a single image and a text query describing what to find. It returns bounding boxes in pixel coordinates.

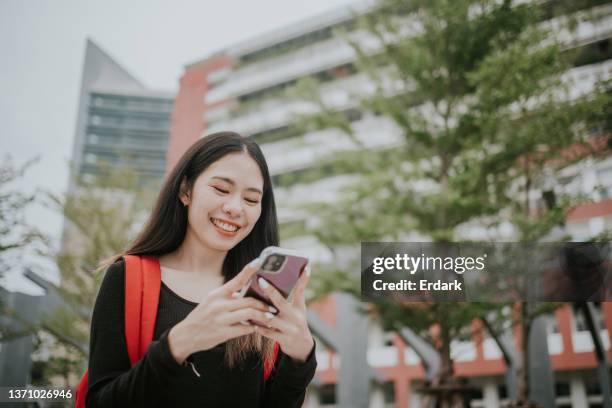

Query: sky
[0,0,360,294]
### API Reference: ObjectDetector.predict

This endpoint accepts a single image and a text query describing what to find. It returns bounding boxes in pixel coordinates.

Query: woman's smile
[210,216,242,237]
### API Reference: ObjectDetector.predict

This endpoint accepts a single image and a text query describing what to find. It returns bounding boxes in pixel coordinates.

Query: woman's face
[182,152,264,252]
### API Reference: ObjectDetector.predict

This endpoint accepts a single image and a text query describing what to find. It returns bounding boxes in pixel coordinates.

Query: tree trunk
[517,302,532,404]
[431,305,468,408]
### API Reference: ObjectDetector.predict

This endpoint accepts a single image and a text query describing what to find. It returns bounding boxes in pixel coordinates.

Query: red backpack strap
[74,371,88,407]
[264,342,280,381]
[74,256,161,407]
[124,255,161,364]
[139,256,161,356]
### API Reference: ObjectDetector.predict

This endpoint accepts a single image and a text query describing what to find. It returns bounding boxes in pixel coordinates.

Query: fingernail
[265,312,275,319]
[248,257,262,268]
[305,265,311,277]
[239,320,250,325]
[258,277,269,289]
[268,306,277,314]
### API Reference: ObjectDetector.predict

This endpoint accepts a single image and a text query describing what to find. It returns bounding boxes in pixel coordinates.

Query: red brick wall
[166,55,232,176]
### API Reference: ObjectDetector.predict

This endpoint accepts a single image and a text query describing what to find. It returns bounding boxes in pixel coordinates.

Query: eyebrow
[211,176,263,195]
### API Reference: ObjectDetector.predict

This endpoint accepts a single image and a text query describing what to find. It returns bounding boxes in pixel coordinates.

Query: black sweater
[86,260,317,407]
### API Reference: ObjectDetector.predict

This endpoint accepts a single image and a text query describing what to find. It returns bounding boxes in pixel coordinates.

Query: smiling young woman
[85,132,317,407]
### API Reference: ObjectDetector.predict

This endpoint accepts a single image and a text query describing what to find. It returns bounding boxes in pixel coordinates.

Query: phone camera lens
[263,257,275,271]
[262,255,286,272]
[274,255,285,269]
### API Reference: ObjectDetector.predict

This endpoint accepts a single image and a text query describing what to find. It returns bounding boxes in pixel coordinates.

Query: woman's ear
[179,177,191,206]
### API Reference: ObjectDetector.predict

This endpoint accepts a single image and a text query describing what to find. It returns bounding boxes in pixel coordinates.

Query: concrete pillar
[303,387,319,408]
[306,299,384,408]
[370,384,385,408]
[409,389,422,408]
[569,375,588,408]
[336,293,370,408]
[482,381,499,408]
[528,315,556,408]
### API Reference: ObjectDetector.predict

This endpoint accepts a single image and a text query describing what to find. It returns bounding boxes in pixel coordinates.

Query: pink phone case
[244,247,308,325]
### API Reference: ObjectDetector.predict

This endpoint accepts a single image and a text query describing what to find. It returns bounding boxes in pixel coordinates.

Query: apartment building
[70,39,173,190]
[170,1,612,406]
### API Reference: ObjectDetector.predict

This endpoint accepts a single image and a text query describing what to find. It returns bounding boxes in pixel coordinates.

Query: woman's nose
[222,197,243,216]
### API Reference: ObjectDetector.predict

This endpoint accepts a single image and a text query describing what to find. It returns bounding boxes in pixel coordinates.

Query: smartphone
[239,246,309,325]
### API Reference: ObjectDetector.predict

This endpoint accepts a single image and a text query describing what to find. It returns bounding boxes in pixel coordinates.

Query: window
[596,166,612,198]
[250,125,303,145]
[555,382,571,397]
[541,0,612,20]
[383,381,395,403]
[547,313,560,334]
[471,388,484,400]
[318,384,336,405]
[238,63,357,104]
[585,377,602,396]
[383,332,395,347]
[573,304,589,332]
[498,384,507,400]
[84,154,97,164]
[572,303,605,332]
[572,39,612,68]
[237,20,356,66]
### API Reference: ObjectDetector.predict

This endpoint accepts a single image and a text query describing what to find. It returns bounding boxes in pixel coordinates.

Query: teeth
[211,218,239,232]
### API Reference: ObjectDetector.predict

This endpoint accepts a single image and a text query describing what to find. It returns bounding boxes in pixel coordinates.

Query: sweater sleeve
[261,339,317,408]
[86,260,186,408]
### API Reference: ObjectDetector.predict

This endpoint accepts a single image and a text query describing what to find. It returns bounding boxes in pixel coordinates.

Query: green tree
[0,156,47,341]
[0,157,46,275]
[288,0,610,405]
[31,163,158,385]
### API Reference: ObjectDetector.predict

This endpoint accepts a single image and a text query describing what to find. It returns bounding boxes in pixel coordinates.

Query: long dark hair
[106,131,279,367]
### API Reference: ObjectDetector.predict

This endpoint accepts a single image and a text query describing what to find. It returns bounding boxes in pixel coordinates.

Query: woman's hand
[254,265,315,363]
[168,258,275,364]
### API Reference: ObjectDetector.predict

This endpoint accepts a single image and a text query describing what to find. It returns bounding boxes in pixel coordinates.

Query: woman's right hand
[167,258,274,364]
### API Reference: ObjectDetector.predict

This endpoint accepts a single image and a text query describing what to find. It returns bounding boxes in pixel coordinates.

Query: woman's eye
[245,198,260,204]
[213,186,229,194]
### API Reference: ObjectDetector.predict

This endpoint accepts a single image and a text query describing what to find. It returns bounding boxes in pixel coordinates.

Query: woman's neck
[159,231,226,277]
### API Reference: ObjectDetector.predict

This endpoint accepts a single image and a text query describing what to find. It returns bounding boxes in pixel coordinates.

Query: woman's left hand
[254,265,315,363]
